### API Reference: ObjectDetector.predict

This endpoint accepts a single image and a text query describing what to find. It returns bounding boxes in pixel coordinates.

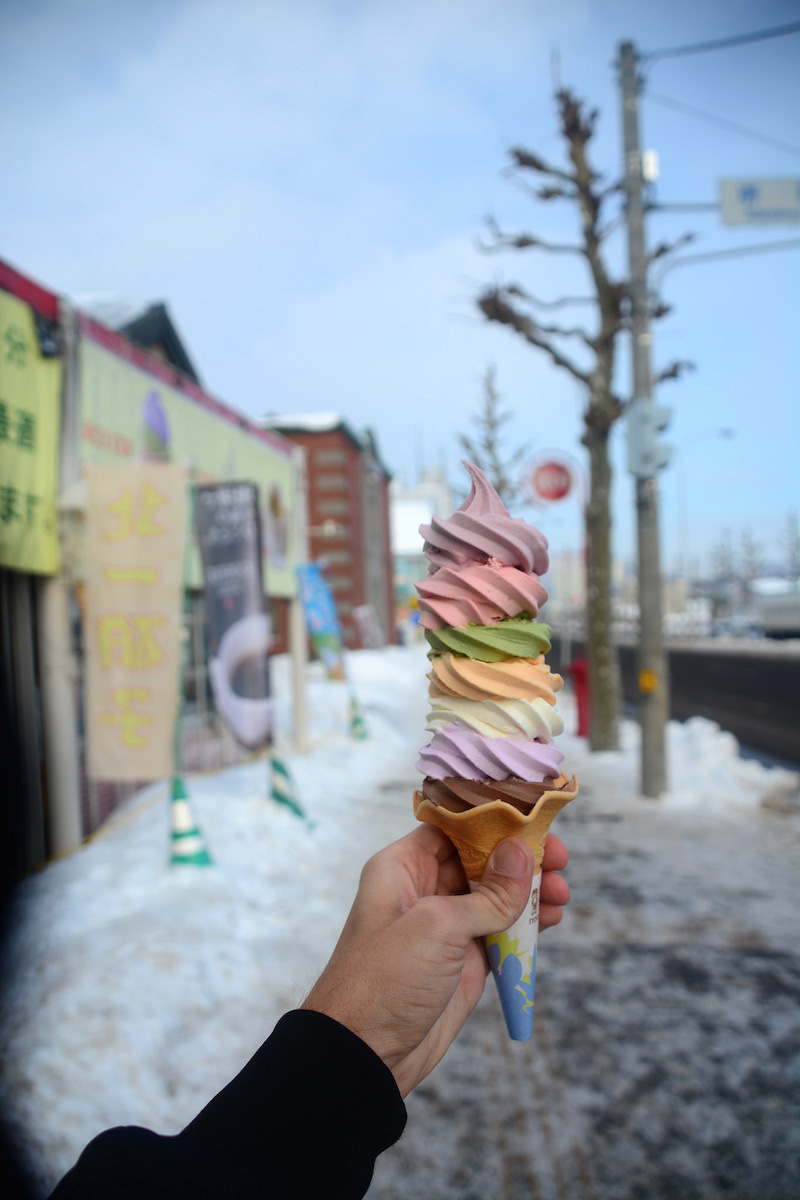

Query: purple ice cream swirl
[419,461,549,574]
[416,723,564,782]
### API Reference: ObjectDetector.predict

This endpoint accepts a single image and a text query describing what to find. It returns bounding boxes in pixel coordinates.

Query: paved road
[367,774,800,1199]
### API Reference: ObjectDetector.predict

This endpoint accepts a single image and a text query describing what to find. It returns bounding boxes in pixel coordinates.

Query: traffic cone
[169,776,213,866]
[270,754,306,820]
[348,692,368,740]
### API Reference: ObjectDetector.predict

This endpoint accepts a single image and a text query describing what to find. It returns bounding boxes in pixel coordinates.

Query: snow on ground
[0,642,798,1197]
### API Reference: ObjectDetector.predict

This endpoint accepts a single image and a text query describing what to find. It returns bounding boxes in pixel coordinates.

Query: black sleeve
[50,1009,407,1200]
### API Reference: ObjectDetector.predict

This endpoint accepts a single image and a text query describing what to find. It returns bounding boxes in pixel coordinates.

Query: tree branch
[647,231,697,266]
[504,283,597,309]
[477,289,592,388]
[477,216,583,255]
[508,145,574,185]
[502,172,580,206]
[654,359,695,385]
[529,317,596,347]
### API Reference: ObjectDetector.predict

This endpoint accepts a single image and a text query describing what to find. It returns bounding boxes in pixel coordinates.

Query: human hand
[301,825,569,1098]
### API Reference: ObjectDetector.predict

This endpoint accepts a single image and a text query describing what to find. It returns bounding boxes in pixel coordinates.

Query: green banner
[79,334,298,596]
[0,290,61,574]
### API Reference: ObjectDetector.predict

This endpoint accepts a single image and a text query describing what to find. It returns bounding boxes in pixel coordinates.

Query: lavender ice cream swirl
[420,460,549,574]
[416,724,565,781]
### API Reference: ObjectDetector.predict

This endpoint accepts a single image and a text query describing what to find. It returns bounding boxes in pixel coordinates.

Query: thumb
[461,838,535,940]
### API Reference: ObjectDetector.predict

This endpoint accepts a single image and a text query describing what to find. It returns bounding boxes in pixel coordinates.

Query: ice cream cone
[413,777,578,1040]
[413,776,578,881]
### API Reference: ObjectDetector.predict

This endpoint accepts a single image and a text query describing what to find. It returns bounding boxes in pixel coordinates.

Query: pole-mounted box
[627,399,672,478]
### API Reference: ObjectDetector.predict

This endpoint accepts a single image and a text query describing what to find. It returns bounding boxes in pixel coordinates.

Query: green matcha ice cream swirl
[425,617,552,662]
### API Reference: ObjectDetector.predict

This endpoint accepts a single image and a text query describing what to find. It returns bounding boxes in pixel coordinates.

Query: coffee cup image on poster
[195,482,272,749]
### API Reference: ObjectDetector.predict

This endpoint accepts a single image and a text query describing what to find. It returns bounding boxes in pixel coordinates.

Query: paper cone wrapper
[413,776,578,1040]
[482,871,541,1040]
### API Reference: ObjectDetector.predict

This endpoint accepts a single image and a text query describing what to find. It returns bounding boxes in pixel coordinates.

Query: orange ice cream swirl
[427,653,563,706]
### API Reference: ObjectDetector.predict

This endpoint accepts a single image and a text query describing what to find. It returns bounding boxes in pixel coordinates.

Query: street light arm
[653,238,800,291]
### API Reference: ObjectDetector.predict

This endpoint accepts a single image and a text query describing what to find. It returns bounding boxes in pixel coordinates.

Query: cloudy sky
[2,0,798,574]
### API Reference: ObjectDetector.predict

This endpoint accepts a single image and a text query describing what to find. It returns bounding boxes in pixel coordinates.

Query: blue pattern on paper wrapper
[486,931,536,1042]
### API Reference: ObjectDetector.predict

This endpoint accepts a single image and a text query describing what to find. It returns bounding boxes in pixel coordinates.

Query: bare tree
[782,511,800,581]
[476,89,687,752]
[739,528,762,585]
[459,365,527,508]
[710,535,735,584]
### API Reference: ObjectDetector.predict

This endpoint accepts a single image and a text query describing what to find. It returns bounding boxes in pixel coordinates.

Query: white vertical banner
[85,463,187,780]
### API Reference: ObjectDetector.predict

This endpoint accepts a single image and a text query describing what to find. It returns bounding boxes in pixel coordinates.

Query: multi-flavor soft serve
[413,461,578,1040]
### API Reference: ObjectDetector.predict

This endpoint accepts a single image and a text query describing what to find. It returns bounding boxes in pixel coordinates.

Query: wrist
[300,992,408,1090]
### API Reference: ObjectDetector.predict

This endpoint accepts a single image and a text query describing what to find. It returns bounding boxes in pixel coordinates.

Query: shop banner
[85,463,187,780]
[296,562,345,680]
[195,482,271,750]
[78,332,297,596]
[0,289,61,573]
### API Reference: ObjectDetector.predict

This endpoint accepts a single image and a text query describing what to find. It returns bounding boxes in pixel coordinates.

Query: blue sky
[2,0,798,576]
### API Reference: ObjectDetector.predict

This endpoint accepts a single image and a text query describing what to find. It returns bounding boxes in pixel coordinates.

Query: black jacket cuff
[181,1008,407,1198]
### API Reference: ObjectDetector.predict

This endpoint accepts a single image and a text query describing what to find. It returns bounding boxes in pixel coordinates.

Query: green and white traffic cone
[348,692,368,740]
[270,754,307,821]
[169,776,213,867]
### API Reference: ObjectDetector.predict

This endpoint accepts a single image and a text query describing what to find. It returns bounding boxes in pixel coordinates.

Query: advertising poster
[0,289,61,574]
[84,463,187,780]
[78,326,297,597]
[195,482,272,750]
[296,562,345,680]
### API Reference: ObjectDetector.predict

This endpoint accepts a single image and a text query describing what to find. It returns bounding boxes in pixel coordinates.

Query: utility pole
[619,40,669,797]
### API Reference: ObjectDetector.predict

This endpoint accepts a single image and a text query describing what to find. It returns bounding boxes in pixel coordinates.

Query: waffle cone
[413,774,578,881]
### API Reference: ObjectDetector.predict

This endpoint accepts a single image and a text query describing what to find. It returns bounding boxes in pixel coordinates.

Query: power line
[646,90,800,158]
[645,21,800,63]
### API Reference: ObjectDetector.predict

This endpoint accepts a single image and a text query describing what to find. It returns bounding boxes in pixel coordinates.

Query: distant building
[390,466,454,639]
[75,297,202,384]
[264,414,394,650]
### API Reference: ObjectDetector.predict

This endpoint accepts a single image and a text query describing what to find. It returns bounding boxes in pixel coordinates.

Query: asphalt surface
[367,773,800,1200]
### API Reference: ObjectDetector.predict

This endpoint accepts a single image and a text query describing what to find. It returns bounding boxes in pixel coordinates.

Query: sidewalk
[368,736,800,1199]
[1,648,797,1197]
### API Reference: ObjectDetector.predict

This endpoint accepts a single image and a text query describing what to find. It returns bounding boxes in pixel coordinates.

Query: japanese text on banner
[0,289,61,574]
[85,464,187,781]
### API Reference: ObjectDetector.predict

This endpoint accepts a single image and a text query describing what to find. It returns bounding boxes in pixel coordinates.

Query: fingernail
[489,840,527,879]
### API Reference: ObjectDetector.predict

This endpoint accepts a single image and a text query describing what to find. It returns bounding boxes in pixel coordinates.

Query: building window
[322,549,352,566]
[316,472,348,491]
[314,447,347,466]
[317,498,349,516]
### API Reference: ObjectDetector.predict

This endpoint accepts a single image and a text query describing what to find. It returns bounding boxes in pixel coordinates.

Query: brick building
[264,414,394,650]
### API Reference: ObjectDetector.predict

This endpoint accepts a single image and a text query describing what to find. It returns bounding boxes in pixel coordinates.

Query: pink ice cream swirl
[419,460,549,574]
[416,560,548,630]
[416,724,564,782]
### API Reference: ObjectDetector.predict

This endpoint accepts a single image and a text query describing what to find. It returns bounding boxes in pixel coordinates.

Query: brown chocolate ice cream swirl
[421,775,567,816]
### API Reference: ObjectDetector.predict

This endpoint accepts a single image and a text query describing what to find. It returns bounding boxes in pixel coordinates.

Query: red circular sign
[532,461,571,502]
